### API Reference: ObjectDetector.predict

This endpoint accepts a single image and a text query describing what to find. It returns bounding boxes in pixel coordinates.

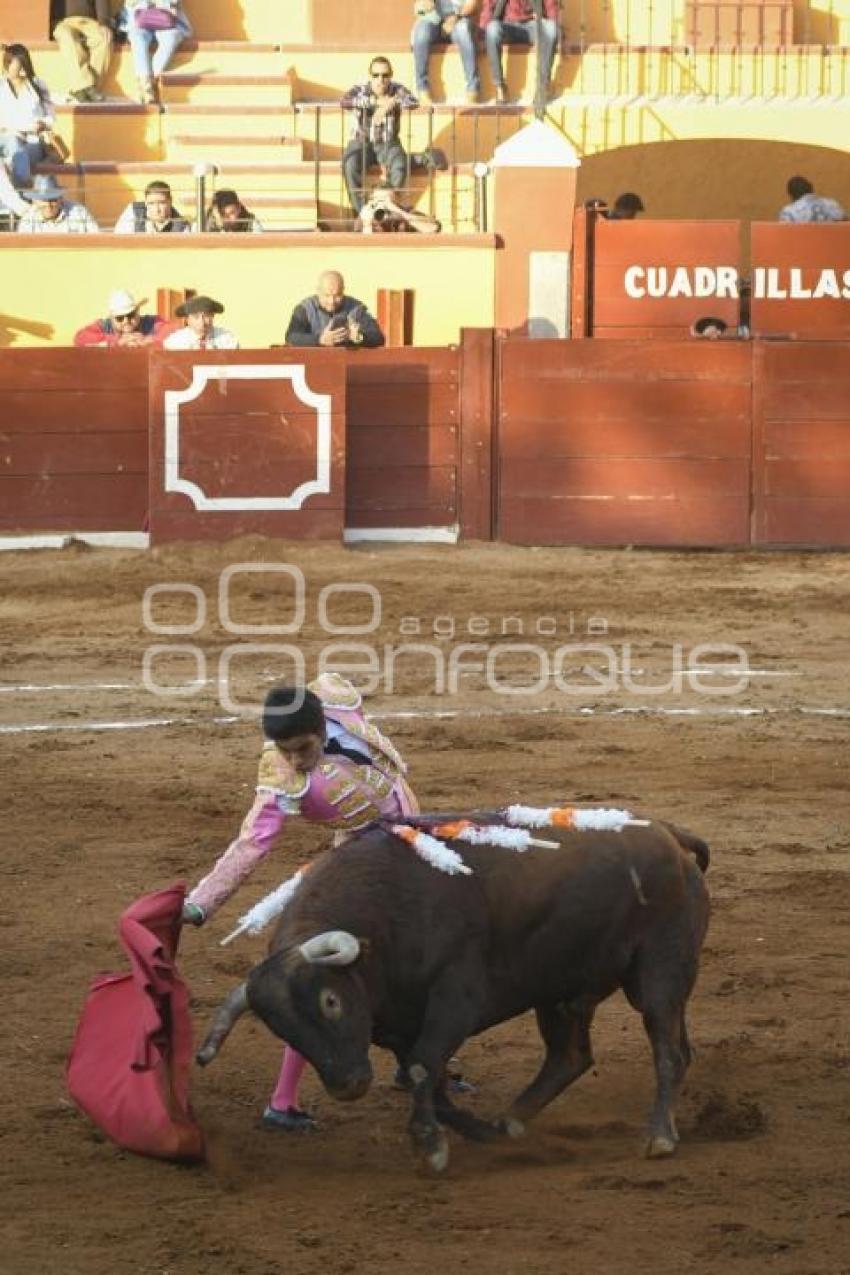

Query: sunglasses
[371,71,391,78]
[114,311,138,322]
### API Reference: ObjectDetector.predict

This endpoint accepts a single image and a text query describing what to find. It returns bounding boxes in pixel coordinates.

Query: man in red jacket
[480,0,559,103]
[74,288,169,347]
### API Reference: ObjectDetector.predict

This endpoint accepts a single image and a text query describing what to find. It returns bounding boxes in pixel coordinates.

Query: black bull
[198,818,710,1171]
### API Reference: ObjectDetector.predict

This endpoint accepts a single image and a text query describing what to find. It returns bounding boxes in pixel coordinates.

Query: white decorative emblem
[163,364,332,511]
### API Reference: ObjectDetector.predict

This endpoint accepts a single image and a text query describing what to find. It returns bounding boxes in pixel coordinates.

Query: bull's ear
[299,930,360,966]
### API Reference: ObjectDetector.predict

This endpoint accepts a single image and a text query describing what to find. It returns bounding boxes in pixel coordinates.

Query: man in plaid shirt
[340,56,418,214]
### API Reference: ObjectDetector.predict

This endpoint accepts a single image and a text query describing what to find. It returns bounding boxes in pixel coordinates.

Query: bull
[198,816,710,1171]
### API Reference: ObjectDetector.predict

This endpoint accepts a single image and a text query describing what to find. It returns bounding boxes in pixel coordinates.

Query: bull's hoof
[427,1134,450,1173]
[498,1117,526,1140]
[195,1044,216,1068]
[645,1134,677,1159]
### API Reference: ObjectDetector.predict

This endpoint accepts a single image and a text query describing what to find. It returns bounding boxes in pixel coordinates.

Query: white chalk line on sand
[1,704,848,736]
[0,667,797,697]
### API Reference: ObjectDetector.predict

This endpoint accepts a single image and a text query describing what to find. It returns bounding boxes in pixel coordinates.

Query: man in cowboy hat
[162,294,240,350]
[74,288,169,347]
[16,173,99,233]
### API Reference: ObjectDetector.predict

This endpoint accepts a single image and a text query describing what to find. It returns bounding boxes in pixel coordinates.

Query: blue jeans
[0,134,46,187]
[484,18,558,90]
[127,22,188,78]
[411,15,480,94]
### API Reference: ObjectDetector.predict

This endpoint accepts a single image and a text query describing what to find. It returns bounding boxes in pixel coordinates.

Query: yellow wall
[0,237,495,350]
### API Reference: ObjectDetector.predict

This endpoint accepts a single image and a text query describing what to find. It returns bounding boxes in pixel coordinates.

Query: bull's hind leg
[624,969,694,1158]
[506,999,596,1124]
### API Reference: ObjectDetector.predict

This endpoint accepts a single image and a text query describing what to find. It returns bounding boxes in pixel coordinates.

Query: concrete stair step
[167,135,305,163]
[159,70,296,105]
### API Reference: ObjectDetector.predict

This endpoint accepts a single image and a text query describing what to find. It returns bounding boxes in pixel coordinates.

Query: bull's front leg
[404,965,484,1172]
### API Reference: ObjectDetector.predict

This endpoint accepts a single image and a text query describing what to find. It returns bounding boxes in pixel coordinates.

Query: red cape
[66,883,204,1161]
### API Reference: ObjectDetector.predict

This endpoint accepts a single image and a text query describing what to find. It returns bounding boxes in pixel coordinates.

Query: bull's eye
[319,987,342,1021]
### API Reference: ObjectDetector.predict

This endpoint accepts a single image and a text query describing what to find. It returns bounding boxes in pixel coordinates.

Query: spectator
[163,295,239,350]
[205,187,263,233]
[412,1,481,105]
[357,185,441,234]
[285,271,384,348]
[608,191,644,221]
[0,159,29,220]
[118,0,192,105]
[481,0,559,105]
[74,288,169,346]
[52,0,113,104]
[16,173,99,232]
[0,44,55,188]
[114,179,191,233]
[779,175,847,224]
[340,57,418,214]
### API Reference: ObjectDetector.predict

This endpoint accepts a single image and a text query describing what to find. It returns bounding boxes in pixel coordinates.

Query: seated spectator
[412,1,481,105]
[74,288,168,346]
[481,0,559,105]
[285,271,384,348]
[0,44,55,188]
[0,159,29,220]
[340,57,418,214]
[114,179,191,234]
[117,0,193,105]
[779,175,847,224]
[162,295,239,349]
[16,173,99,232]
[358,185,441,234]
[608,191,644,221]
[52,0,113,104]
[205,188,263,233]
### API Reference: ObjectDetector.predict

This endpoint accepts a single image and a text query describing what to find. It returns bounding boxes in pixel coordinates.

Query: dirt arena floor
[1,539,848,1275]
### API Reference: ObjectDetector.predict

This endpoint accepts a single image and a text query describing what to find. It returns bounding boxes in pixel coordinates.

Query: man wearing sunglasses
[73,288,168,347]
[340,57,418,214]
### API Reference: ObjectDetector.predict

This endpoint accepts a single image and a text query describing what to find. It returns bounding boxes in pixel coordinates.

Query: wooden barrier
[586,219,743,339]
[750,223,850,340]
[345,346,460,532]
[148,350,346,543]
[496,338,753,546]
[2,336,849,548]
[752,341,850,547]
[0,348,148,534]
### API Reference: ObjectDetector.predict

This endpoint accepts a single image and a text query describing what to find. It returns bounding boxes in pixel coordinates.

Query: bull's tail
[661,821,710,874]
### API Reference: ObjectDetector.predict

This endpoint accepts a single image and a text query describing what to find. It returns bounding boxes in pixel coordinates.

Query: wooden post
[458,328,495,541]
[490,121,580,338]
[376,288,413,347]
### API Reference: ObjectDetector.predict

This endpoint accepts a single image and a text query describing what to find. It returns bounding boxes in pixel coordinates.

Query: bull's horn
[298,930,360,966]
[196,982,249,1066]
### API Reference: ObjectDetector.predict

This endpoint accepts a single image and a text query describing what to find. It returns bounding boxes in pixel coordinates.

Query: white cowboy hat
[107,289,147,316]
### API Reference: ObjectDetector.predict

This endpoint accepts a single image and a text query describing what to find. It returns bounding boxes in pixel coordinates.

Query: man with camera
[284,271,385,349]
[357,184,441,234]
[340,57,418,214]
[412,1,481,105]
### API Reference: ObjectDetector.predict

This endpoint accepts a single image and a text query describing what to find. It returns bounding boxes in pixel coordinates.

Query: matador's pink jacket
[187,675,418,919]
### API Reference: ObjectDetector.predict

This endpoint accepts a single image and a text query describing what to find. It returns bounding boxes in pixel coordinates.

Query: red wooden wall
[750,224,850,340]
[587,219,743,339]
[497,338,753,546]
[752,342,850,546]
[0,349,148,534]
[148,350,346,543]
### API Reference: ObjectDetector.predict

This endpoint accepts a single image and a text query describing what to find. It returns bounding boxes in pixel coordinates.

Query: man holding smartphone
[284,270,385,348]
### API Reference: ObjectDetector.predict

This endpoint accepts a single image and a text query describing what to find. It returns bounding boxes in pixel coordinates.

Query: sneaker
[86,86,106,102]
[261,1104,318,1132]
[465,89,480,104]
[69,89,90,104]
[495,84,510,104]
